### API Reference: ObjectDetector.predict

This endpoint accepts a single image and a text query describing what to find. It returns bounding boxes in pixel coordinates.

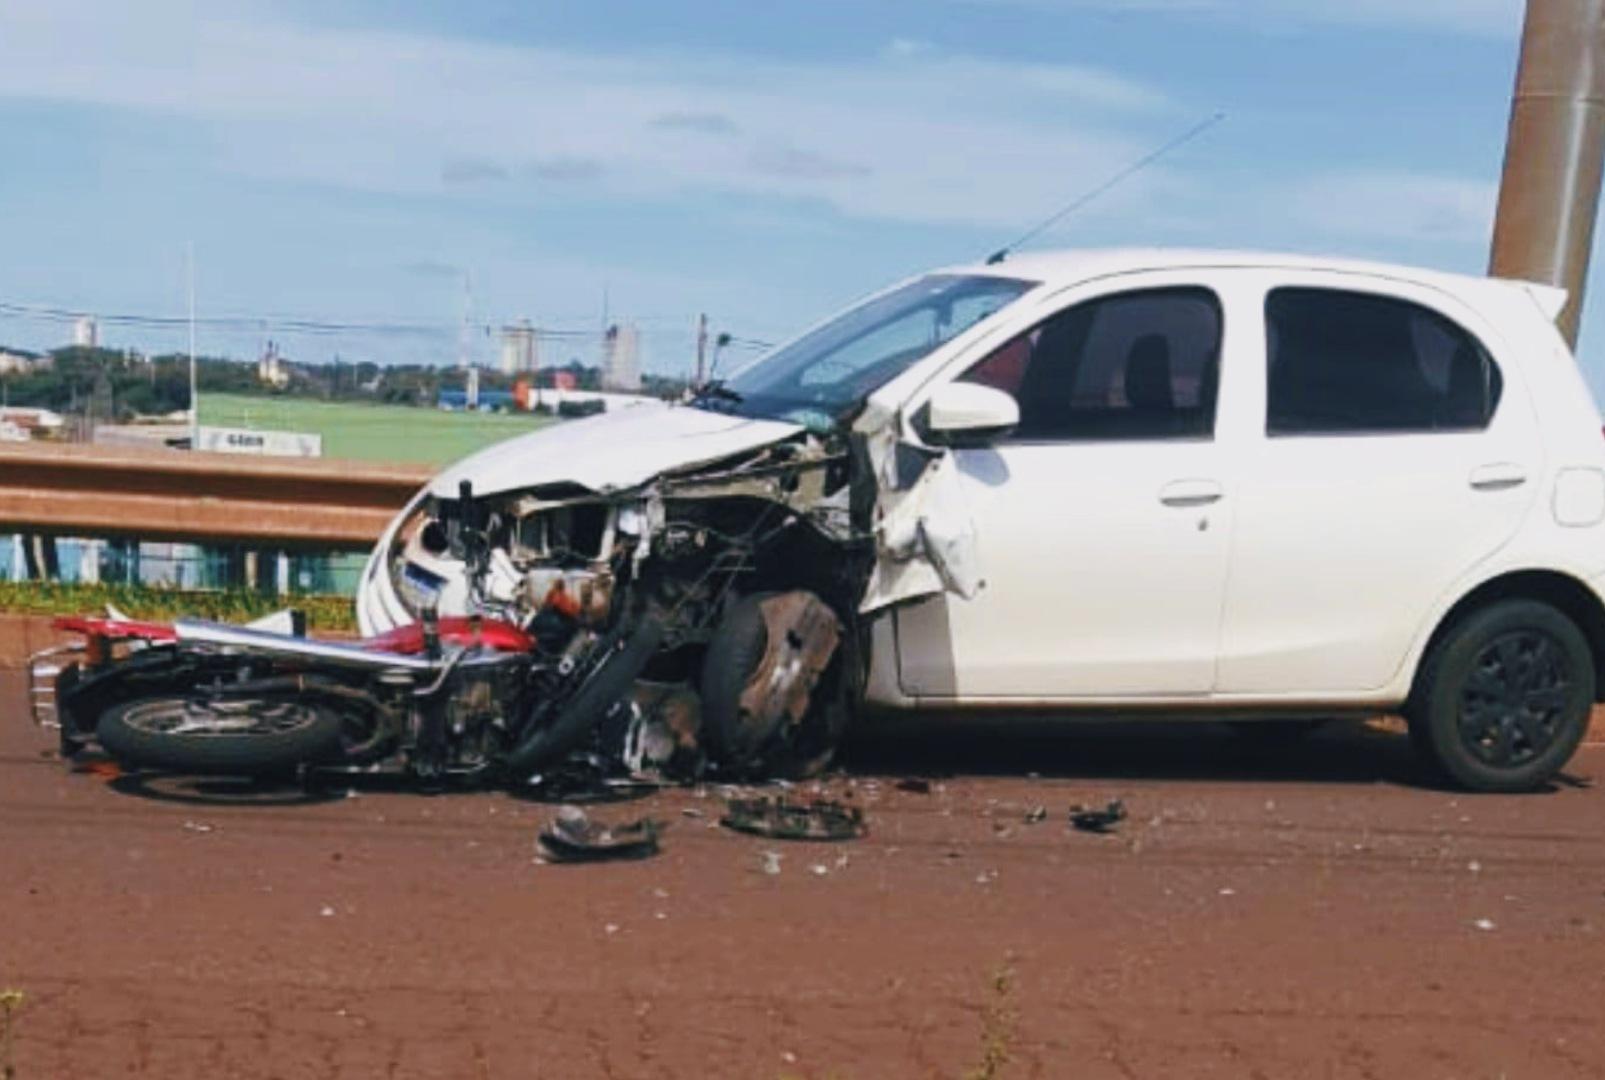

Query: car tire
[1408,600,1594,792]
[700,592,853,779]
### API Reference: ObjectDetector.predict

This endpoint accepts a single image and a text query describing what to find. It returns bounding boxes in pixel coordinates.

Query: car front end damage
[347,394,986,783]
[353,421,879,779]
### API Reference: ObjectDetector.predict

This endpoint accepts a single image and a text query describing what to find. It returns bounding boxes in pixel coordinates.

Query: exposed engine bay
[375,427,876,781]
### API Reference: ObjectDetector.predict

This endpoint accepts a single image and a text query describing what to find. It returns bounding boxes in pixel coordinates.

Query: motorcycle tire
[97,695,346,776]
[502,619,665,779]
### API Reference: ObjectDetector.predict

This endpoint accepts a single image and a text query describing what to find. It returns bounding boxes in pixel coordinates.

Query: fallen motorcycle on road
[29,479,863,791]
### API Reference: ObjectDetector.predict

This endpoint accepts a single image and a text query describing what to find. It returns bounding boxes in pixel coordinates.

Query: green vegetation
[0,582,356,632]
[963,964,1018,1080]
[1,988,23,1080]
[199,393,556,464]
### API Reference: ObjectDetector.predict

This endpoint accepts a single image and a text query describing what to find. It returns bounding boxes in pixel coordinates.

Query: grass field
[198,393,558,464]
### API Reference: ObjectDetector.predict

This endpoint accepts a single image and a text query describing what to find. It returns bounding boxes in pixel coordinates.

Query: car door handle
[1469,463,1528,492]
[1159,479,1223,507]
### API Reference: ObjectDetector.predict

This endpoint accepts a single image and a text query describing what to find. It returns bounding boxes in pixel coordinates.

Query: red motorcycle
[31,607,663,786]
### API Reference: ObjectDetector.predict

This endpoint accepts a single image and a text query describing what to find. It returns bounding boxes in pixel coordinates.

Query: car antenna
[984,110,1226,266]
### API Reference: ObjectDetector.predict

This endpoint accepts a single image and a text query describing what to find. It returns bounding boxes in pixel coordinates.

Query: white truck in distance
[358,249,1605,792]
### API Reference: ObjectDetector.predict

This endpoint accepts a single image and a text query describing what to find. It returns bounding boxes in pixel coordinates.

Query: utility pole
[187,242,199,449]
[1490,0,1605,347]
[695,312,709,387]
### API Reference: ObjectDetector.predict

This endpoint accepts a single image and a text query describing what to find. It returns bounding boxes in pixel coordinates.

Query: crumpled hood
[426,400,805,498]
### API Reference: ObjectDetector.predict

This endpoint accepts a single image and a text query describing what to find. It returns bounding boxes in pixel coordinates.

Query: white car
[358,248,1605,791]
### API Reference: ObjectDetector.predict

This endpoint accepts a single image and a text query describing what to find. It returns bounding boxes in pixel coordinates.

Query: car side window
[1265,287,1503,435]
[959,287,1222,441]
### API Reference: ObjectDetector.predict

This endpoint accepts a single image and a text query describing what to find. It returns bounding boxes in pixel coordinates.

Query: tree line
[0,345,687,421]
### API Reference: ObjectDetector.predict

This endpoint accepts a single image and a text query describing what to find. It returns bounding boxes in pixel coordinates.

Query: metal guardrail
[0,442,433,549]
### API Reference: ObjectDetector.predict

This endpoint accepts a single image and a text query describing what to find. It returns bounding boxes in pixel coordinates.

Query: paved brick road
[2,671,1602,1078]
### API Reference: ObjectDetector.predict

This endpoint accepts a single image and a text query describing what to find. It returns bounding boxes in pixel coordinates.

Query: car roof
[940,247,1551,309]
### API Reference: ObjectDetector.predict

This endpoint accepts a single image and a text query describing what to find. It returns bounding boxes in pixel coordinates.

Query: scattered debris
[1473,918,1497,932]
[810,863,830,877]
[759,850,784,875]
[1023,805,1048,824]
[721,796,867,841]
[319,905,336,917]
[1069,799,1127,834]
[895,778,933,794]
[181,820,213,834]
[538,806,663,863]
[1218,887,1236,897]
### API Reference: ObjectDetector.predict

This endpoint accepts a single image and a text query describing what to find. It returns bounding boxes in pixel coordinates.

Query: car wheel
[700,592,855,780]
[1408,599,1594,792]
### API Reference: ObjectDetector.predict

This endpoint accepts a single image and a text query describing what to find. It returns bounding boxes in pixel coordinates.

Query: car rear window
[1266,287,1502,435]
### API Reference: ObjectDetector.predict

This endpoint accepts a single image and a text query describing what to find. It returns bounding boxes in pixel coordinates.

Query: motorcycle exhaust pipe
[173,618,438,673]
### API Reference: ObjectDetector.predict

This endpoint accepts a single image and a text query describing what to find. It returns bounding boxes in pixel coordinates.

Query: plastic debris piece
[1024,805,1048,824]
[538,806,662,863]
[759,850,783,875]
[720,796,867,842]
[1069,799,1127,834]
[1473,918,1496,931]
[895,778,933,794]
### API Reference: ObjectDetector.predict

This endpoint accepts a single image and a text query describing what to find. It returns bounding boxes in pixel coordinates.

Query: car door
[1215,273,1542,695]
[893,276,1245,699]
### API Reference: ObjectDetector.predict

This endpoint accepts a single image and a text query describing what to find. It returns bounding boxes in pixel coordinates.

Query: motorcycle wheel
[97,695,346,776]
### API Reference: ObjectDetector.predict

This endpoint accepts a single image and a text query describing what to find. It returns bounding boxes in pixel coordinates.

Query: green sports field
[198,393,558,465]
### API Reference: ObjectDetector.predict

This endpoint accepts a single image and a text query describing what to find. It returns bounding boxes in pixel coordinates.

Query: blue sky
[4,0,1592,392]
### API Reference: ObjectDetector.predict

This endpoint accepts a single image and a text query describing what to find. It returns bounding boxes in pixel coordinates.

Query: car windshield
[696,274,1036,430]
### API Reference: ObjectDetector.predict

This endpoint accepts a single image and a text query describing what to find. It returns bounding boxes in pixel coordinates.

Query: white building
[72,316,99,349]
[602,323,642,392]
[257,341,290,389]
[500,320,538,375]
[0,349,45,374]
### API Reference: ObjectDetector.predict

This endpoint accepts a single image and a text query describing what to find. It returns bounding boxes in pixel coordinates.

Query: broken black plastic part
[538,812,662,862]
[1069,799,1126,834]
[720,796,866,841]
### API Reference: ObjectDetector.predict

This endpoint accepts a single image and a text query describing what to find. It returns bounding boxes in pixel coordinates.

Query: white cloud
[0,1,1176,230]
[963,0,1522,38]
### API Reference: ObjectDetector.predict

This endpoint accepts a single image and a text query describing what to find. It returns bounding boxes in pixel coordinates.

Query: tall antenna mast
[457,270,473,371]
[187,241,198,449]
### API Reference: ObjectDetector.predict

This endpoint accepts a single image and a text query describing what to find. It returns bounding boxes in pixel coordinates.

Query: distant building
[0,348,45,375]
[438,388,516,411]
[0,406,65,437]
[602,323,642,392]
[552,370,578,392]
[500,320,538,376]
[257,341,290,389]
[72,316,99,349]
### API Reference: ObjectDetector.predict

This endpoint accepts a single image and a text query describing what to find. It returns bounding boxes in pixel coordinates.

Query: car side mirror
[925,382,1019,445]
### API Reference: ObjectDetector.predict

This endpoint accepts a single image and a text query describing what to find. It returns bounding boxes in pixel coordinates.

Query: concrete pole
[1490,0,1605,347]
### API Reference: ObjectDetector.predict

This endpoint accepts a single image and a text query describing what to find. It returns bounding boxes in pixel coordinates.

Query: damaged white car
[351,248,1605,792]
